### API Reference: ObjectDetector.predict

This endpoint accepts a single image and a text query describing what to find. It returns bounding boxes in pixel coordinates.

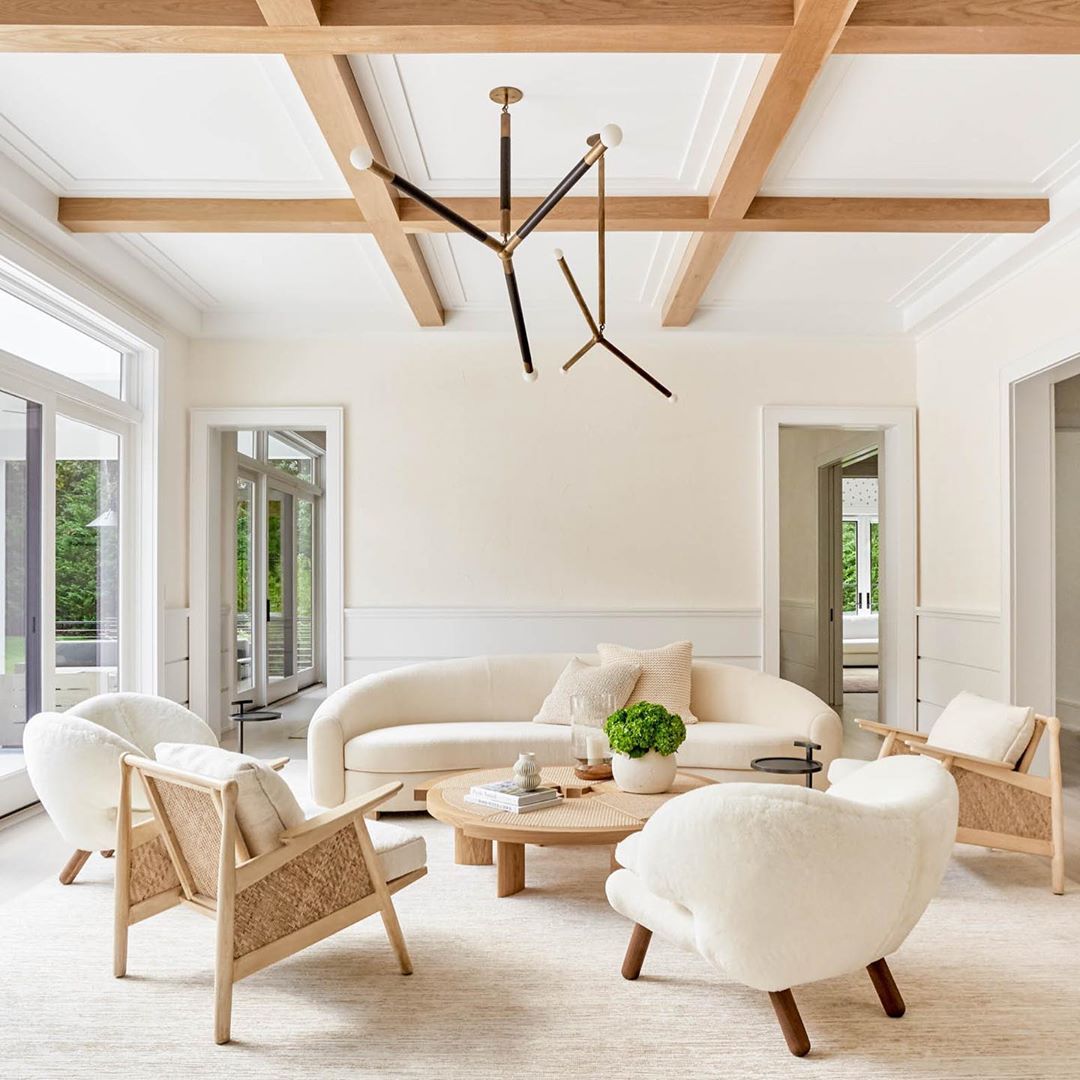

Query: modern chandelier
[350,86,620,382]
[553,138,675,401]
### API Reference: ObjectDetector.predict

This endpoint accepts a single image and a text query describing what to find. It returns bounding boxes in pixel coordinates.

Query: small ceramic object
[513,751,541,791]
[611,749,677,795]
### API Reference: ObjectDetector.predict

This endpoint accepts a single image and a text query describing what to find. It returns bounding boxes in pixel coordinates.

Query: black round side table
[751,739,823,789]
[230,699,282,754]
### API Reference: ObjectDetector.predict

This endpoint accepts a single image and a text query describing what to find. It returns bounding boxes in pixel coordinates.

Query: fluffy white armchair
[24,693,217,885]
[606,754,959,1057]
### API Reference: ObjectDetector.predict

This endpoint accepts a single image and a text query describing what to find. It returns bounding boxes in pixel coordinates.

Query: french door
[232,433,320,708]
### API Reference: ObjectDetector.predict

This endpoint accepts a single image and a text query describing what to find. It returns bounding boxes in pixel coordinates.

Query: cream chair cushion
[533,657,641,725]
[155,743,305,856]
[367,819,427,881]
[926,691,1035,766]
[598,640,698,724]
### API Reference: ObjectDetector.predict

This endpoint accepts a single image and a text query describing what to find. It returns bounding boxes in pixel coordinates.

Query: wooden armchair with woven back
[828,692,1065,894]
[114,749,426,1043]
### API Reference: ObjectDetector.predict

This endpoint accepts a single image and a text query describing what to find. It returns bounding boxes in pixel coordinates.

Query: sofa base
[343,763,820,812]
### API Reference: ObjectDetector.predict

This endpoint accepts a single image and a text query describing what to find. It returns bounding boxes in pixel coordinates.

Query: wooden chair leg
[867,957,905,1017]
[379,900,414,976]
[59,849,91,885]
[621,923,652,981]
[768,989,811,1057]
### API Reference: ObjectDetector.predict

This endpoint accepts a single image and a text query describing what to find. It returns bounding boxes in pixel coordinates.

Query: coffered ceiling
[1,35,1079,338]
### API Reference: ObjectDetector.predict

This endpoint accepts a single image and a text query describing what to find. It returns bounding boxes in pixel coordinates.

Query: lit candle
[586,733,607,766]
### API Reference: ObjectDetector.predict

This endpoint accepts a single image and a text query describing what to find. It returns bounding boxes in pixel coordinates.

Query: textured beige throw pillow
[597,640,697,725]
[533,657,642,725]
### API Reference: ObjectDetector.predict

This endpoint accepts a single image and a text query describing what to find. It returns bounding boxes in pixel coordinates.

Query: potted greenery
[604,702,687,794]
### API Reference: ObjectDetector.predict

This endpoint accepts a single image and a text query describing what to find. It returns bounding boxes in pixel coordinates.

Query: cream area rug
[3,815,1079,1079]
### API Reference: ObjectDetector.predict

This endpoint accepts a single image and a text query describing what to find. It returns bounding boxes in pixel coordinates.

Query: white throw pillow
[597,640,698,725]
[925,691,1035,766]
[154,742,305,856]
[533,657,641,725]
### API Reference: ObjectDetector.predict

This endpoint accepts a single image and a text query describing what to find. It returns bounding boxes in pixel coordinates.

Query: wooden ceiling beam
[254,0,442,326]
[5,1,1080,53]
[58,195,1050,235]
[662,0,858,326]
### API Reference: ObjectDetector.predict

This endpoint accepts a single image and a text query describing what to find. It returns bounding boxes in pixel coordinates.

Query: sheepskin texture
[597,640,698,724]
[532,657,641,725]
[154,743,306,856]
[22,695,217,852]
[926,691,1035,766]
[606,754,958,993]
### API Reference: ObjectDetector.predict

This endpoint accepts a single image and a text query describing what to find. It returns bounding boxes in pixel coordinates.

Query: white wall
[916,229,1080,718]
[184,333,914,675]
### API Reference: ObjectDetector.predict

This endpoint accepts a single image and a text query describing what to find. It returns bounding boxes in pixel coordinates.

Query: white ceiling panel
[352,53,765,196]
[126,233,395,314]
[443,231,662,311]
[767,56,1080,195]
[0,54,347,196]
[703,232,968,306]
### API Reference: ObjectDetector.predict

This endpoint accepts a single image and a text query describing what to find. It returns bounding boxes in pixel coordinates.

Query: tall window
[842,518,879,613]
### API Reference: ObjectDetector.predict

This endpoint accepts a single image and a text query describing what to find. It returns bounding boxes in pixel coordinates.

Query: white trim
[762,405,917,727]
[189,406,344,731]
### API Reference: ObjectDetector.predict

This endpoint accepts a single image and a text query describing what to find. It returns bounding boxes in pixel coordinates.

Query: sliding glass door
[0,392,41,747]
[267,484,296,698]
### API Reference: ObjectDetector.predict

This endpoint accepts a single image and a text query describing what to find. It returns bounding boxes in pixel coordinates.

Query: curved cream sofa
[309,655,842,811]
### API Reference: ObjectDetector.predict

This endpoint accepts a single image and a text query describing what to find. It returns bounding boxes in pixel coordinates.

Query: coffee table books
[464,780,562,813]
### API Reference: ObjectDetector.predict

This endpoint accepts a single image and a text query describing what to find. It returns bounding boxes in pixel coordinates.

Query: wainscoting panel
[343,608,762,683]
[916,608,1003,727]
[779,600,818,694]
[163,608,190,706]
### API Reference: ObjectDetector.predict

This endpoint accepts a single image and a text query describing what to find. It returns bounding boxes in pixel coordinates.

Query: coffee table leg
[496,841,526,897]
[454,829,493,866]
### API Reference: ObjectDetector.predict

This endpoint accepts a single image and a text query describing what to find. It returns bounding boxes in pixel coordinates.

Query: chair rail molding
[342,607,762,683]
[762,404,917,729]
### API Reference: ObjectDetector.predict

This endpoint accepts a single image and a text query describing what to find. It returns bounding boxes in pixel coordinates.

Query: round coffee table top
[420,766,712,847]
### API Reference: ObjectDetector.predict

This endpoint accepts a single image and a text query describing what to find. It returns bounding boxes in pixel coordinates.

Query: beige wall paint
[918,231,1080,612]
[160,328,189,609]
[184,334,915,610]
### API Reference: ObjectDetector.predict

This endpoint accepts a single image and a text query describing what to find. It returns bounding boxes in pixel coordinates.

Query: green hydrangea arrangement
[604,702,687,759]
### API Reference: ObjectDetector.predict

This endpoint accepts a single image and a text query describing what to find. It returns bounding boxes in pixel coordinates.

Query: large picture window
[842,516,879,613]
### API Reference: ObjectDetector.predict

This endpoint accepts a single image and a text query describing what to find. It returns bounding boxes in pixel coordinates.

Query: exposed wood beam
[5,1,1080,53]
[662,0,858,326]
[58,195,1050,235]
[254,0,442,326]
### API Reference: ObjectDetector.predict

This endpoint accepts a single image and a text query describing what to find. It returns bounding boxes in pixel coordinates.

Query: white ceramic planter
[611,749,677,794]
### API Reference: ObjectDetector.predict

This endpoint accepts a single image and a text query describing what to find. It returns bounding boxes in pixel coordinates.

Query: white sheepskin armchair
[24,693,217,885]
[606,754,958,1058]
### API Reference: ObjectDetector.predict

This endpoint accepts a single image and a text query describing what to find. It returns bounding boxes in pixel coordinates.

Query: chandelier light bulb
[600,124,623,149]
[348,146,374,171]
[553,248,564,260]
[668,393,679,404]
[523,369,538,383]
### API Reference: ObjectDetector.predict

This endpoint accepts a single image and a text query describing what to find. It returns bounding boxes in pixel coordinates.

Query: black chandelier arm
[502,257,534,379]
[505,154,597,253]
[500,109,511,241]
[562,337,598,372]
[597,337,675,400]
[554,251,601,338]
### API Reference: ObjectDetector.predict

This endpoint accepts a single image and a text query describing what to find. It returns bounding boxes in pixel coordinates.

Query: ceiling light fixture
[554,139,675,401]
[351,86,620,382]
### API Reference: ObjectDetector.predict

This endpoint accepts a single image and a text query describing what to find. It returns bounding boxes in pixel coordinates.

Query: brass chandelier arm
[562,337,598,372]
[554,252,601,338]
[597,338,674,400]
[598,152,606,328]
[501,256,534,379]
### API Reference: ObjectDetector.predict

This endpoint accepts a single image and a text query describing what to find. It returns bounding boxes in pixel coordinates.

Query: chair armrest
[904,740,1010,771]
[236,782,403,891]
[279,781,402,846]
[265,756,289,772]
[856,718,926,741]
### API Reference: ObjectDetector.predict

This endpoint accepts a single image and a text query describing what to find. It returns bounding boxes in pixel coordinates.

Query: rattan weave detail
[479,800,642,830]
[955,769,1052,840]
[151,778,223,898]
[233,824,374,959]
[129,833,180,904]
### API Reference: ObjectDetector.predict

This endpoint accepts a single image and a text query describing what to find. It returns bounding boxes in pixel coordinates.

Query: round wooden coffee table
[416,766,712,897]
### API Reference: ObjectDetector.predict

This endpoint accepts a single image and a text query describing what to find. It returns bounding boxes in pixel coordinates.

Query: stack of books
[464,779,562,813]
